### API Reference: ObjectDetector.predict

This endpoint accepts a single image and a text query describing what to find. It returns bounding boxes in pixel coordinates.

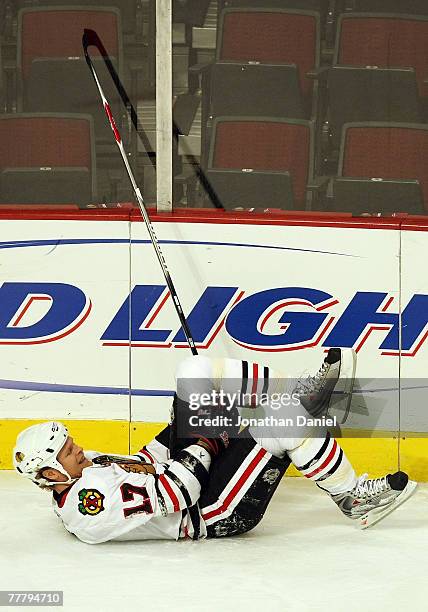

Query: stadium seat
[0,113,97,205]
[202,116,318,210]
[217,8,321,119]
[17,6,123,144]
[336,13,428,111]
[330,122,428,214]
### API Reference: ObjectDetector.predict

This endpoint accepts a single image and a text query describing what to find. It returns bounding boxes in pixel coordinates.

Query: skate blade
[359,480,418,529]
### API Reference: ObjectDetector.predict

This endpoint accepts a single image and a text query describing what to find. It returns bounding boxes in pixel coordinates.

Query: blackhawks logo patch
[78,488,105,516]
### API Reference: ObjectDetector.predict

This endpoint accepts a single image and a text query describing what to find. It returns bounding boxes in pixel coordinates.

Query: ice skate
[331,471,417,529]
[294,348,356,420]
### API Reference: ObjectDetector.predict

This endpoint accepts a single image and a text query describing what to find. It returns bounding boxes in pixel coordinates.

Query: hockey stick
[83,28,198,356]
[82,28,224,208]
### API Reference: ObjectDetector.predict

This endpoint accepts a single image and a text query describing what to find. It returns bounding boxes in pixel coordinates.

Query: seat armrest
[189,62,213,75]
[175,172,198,185]
[306,66,330,81]
[307,176,330,192]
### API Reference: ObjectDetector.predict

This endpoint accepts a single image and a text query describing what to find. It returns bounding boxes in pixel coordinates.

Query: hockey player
[13,349,416,544]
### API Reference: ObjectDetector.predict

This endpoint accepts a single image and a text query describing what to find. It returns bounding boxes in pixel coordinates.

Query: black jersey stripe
[154,478,168,516]
[241,361,249,395]
[262,366,269,395]
[164,469,193,508]
[165,471,202,539]
[188,504,201,540]
[295,432,332,471]
[164,470,202,538]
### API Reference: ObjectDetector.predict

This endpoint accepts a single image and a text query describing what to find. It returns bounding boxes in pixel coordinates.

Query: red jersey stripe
[305,440,338,479]
[202,448,267,521]
[138,448,155,463]
[159,474,180,512]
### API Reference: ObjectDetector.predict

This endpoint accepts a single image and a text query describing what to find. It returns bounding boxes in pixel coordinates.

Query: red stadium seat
[206,117,316,209]
[336,13,428,100]
[218,8,320,105]
[338,122,428,212]
[0,113,97,205]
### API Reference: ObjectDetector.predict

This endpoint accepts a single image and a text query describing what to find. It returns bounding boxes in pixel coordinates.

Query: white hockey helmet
[13,421,74,487]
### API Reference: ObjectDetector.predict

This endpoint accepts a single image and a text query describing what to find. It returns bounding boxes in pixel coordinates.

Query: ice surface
[1,472,427,612]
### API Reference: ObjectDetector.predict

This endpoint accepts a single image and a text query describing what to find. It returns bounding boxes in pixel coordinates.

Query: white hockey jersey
[52,439,211,544]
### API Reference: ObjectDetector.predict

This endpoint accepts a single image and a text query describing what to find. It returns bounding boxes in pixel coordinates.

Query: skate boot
[294,348,356,421]
[331,471,417,529]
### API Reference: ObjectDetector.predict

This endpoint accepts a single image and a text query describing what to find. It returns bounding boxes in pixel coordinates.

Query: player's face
[56,436,92,479]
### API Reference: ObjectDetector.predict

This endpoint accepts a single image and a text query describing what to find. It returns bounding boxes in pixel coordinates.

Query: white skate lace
[354,474,389,498]
[294,362,329,395]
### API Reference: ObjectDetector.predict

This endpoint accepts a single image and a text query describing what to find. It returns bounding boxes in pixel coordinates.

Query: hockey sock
[287,432,357,495]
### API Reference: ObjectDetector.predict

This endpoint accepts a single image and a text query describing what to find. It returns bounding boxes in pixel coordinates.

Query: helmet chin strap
[57,464,80,486]
[47,474,78,487]
[44,462,79,487]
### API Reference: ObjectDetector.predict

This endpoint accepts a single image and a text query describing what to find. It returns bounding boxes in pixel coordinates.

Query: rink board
[0,209,427,478]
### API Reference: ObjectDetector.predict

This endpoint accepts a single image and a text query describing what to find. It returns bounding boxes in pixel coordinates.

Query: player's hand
[196,433,229,457]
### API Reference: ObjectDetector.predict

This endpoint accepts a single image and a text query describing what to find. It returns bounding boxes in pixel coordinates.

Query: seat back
[220,0,328,20]
[17,0,135,33]
[209,117,313,206]
[339,122,428,209]
[336,13,428,97]
[217,8,320,98]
